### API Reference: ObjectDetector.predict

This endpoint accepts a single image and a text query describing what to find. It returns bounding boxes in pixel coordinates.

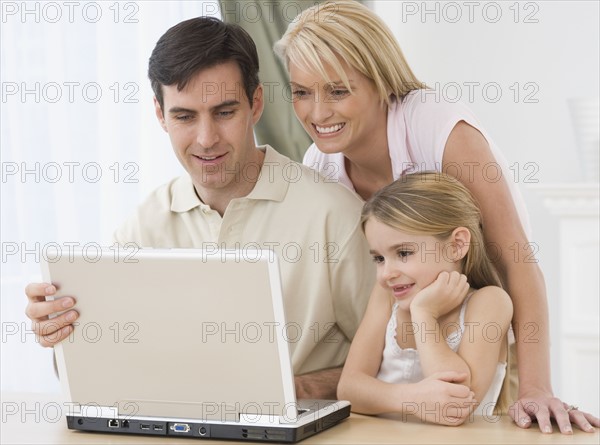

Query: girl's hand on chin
[410,271,470,319]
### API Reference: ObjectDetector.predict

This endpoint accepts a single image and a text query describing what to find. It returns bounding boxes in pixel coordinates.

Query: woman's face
[288,59,388,158]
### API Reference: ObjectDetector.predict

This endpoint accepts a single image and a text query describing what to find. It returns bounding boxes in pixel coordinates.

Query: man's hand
[24,283,79,347]
[509,388,599,434]
[410,271,469,319]
[294,367,343,400]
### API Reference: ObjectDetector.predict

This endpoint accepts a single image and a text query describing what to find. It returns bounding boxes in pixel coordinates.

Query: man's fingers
[25,297,75,321]
[25,283,55,302]
[39,325,74,348]
[32,311,78,337]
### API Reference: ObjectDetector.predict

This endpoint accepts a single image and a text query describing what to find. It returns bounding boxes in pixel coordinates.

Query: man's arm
[295,367,343,400]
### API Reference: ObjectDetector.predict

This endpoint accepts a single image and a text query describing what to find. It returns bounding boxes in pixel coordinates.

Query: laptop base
[66,404,350,443]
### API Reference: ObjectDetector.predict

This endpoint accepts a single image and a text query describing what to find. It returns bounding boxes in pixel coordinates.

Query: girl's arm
[443,121,599,433]
[455,286,513,404]
[338,283,475,424]
[409,271,473,384]
[411,278,512,410]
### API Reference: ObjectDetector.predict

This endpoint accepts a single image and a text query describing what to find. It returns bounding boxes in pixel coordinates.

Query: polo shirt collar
[245,145,289,203]
[170,145,290,213]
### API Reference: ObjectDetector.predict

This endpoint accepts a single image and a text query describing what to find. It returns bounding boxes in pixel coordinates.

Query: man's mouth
[194,153,226,162]
[314,123,345,135]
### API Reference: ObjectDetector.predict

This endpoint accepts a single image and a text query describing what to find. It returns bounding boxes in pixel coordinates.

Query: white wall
[374,0,599,412]
[0,1,218,393]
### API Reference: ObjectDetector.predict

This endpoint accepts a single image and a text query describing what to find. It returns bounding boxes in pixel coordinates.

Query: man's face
[155,61,264,196]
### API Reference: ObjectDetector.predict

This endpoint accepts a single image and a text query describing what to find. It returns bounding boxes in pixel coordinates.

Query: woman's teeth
[315,123,344,134]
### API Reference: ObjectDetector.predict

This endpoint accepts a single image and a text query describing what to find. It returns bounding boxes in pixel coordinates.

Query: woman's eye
[292,90,309,98]
[398,250,413,258]
[331,89,348,96]
[372,255,384,264]
[326,89,349,101]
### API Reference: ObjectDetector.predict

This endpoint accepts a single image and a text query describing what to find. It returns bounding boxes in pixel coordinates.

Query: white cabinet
[534,184,599,413]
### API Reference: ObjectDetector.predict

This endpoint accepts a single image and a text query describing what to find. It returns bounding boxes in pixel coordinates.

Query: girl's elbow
[336,374,350,400]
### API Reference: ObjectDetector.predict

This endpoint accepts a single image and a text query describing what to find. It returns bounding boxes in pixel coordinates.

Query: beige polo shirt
[114,145,375,375]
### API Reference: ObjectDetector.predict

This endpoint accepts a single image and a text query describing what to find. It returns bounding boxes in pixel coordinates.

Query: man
[24,17,374,399]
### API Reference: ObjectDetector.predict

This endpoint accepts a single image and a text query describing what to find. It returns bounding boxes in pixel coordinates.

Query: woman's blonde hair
[274,0,425,106]
[361,172,502,290]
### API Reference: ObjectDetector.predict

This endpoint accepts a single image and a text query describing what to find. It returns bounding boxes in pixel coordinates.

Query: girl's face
[288,59,387,158]
[364,218,464,311]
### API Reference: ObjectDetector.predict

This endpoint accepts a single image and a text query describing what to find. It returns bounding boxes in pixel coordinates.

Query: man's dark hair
[148,16,260,110]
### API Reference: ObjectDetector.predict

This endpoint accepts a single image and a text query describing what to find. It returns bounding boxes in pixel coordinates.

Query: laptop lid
[41,248,300,423]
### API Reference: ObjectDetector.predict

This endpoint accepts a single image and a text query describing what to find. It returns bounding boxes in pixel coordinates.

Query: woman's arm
[443,121,599,433]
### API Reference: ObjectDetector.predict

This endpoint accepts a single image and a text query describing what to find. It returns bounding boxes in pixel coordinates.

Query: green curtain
[219,0,318,162]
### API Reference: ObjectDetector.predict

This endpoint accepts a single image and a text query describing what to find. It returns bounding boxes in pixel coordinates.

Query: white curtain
[1,1,220,393]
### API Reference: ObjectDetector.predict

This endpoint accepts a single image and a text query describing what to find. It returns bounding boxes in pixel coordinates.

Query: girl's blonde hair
[361,172,502,290]
[274,0,425,106]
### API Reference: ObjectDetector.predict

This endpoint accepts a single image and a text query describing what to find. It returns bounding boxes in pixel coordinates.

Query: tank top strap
[390,301,400,330]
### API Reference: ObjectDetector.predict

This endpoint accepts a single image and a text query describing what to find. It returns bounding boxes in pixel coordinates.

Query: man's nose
[195,118,219,149]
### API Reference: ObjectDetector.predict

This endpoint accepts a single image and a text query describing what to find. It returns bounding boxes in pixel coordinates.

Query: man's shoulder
[277,156,363,211]
[113,176,192,245]
[134,175,192,212]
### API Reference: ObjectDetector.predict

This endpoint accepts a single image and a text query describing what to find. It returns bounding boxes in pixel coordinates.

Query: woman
[274,0,598,434]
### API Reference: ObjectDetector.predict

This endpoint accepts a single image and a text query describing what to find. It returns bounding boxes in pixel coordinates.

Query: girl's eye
[398,250,413,258]
[372,255,384,264]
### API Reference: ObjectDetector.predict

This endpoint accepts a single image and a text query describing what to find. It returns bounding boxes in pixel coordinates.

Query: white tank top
[376,295,506,416]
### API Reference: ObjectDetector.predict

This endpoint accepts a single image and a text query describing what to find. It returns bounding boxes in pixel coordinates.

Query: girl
[275,0,599,433]
[338,172,512,424]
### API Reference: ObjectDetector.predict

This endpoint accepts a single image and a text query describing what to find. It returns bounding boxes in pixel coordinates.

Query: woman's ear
[450,227,471,261]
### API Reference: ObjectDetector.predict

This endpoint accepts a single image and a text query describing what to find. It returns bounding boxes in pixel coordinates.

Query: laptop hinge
[71,404,118,418]
[238,405,298,425]
[239,413,281,425]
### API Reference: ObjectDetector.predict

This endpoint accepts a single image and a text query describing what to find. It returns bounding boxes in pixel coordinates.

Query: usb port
[140,424,150,430]
[108,419,119,428]
[153,424,164,431]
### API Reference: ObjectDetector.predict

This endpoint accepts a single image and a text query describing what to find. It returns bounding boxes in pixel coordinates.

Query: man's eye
[175,115,193,122]
[217,110,234,118]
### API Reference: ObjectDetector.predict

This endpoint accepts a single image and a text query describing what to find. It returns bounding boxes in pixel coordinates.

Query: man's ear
[251,84,264,125]
[154,97,168,133]
[450,227,471,261]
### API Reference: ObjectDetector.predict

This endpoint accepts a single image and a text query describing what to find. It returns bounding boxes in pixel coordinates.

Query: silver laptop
[41,248,350,442]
